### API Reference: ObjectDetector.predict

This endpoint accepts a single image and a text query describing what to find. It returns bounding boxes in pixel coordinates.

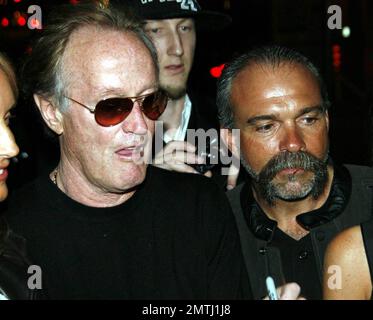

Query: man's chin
[115,165,147,191]
[267,187,311,204]
[161,84,187,100]
[276,193,311,202]
[280,182,311,194]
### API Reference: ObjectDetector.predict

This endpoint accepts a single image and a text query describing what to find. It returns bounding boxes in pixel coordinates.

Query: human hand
[226,162,239,191]
[220,128,240,191]
[153,141,205,174]
[264,282,305,300]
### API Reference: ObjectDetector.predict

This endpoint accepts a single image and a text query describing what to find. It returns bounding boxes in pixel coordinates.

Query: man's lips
[164,64,184,75]
[115,146,144,158]
[278,168,305,175]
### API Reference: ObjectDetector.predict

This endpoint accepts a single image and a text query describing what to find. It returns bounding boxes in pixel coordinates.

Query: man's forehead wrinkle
[61,26,153,96]
[63,26,142,71]
[241,62,306,83]
[235,63,318,96]
[61,26,105,90]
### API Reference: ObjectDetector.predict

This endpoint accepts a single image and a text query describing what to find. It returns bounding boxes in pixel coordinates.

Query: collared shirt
[163,94,192,143]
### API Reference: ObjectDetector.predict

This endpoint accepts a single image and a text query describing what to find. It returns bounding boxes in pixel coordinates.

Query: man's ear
[33,94,64,135]
[325,110,330,132]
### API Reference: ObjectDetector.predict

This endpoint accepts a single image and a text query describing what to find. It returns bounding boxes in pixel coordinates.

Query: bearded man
[218,45,373,300]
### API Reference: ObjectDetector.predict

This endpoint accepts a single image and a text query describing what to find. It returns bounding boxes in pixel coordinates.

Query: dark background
[0,0,372,188]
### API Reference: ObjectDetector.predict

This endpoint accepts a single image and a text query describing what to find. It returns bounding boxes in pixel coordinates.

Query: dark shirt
[271,230,321,299]
[6,166,251,299]
[0,216,38,300]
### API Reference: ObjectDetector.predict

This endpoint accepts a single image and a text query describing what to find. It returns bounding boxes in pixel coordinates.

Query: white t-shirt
[163,94,192,143]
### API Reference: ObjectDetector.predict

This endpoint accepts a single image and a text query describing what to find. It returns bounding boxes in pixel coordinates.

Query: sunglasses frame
[64,90,168,127]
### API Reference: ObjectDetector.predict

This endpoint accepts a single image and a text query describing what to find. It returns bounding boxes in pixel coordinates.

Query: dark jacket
[227,164,373,299]
[0,217,38,300]
[187,90,220,133]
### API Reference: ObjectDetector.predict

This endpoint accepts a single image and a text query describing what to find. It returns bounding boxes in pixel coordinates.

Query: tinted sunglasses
[64,90,168,127]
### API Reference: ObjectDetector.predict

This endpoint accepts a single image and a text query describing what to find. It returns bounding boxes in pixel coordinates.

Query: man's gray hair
[22,1,158,112]
[217,45,331,129]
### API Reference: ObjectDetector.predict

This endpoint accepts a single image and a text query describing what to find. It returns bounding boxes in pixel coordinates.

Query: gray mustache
[258,151,326,182]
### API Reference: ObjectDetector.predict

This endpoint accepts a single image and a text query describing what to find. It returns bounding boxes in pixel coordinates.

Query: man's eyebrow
[144,21,160,27]
[95,87,158,99]
[247,114,277,125]
[179,18,193,24]
[296,105,325,117]
[246,106,325,125]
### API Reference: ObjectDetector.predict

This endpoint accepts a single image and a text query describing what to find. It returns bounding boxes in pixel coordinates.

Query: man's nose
[167,31,184,56]
[0,125,19,159]
[121,103,149,135]
[279,125,306,153]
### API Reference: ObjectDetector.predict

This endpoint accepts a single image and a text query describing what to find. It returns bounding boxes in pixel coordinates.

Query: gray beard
[241,151,329,206]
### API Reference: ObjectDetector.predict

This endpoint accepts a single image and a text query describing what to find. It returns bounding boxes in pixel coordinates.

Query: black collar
[240,164,352,242]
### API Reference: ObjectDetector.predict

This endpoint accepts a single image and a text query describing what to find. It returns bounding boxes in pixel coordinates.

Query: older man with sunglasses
[5,2,251,299]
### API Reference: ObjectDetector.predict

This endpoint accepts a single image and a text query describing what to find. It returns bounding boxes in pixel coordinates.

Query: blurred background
[0,0,372,188]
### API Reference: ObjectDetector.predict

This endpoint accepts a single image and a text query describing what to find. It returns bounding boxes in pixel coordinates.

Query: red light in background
[13,0,22,3]
[210,64,225,78]
[1,17,9,27]
[332,44,342,71]
[17,16,26,26]
[70,0,80,4]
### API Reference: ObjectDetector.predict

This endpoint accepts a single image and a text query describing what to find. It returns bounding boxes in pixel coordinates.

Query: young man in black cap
[126,0,239,188]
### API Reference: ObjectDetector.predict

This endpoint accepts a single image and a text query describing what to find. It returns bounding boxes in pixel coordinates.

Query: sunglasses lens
[94,90,168,126]
[142,90,168,120]
[95,98,133,126]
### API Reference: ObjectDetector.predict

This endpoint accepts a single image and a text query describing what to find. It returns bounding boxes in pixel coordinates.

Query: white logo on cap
[179,0,197,12]
[141,0,198,12]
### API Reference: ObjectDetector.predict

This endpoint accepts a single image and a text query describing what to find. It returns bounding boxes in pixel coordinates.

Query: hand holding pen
[264,277,305,300]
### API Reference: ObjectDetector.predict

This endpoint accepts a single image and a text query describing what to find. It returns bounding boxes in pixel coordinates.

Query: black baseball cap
[125,0,232,31]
